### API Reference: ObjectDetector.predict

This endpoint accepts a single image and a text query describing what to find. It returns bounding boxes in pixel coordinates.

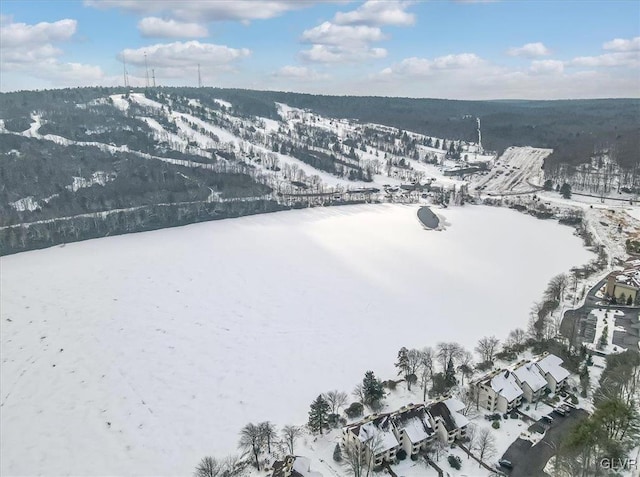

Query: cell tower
[144,52,150,88]
[122,53,129,88]
[476,117,483,154]
[152,69,156,88]
[198,63,202,88]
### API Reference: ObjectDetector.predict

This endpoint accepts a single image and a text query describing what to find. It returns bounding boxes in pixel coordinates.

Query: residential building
[534,353,570,393]
[427,398,469,444]
[512,361,548,403]
[342,414,400,468]
[474,369,523,413]
[390,404,436,456]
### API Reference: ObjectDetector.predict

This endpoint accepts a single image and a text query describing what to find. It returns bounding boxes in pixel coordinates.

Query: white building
[427,398,469,444]
[512,361,548,403]
[390,404,436,456]
[535,353,570,393]
[342,414,400,468]
[475,369,524,413]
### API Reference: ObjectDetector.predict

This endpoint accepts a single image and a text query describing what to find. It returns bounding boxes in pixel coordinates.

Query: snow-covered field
[0,204,593,476]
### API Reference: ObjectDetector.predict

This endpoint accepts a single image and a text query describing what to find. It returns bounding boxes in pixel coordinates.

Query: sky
[0,0,639,99]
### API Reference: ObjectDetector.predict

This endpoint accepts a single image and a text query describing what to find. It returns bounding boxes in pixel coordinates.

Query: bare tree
[258,421,277,454]
[475,336,500,363]
[419,347,434,401]
[546,273,568,302]
[437,342,463,371]
[281,425,302,455]
[458,350,474,386]
[507,328,526,348]
[341,434,382,477]
[238,423,263,470]
[326,390,349,414]
[194,456,223,477]
[353,384,365,404]
[474,428,497,467]
[464,423,478,459]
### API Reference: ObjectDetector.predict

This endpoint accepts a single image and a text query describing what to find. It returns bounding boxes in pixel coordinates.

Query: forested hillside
[1,86,637,254]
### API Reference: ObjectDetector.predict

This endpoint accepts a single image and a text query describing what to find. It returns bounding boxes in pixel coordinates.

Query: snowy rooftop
[391,406,433,444]
[490,370,524,402]
[536,354,570,383]
[428,400,468,433]
[444,399,470,429]
[512,362,548,392]
[357,417,399,452]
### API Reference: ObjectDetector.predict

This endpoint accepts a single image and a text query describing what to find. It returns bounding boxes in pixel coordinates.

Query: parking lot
[499,408,589,476]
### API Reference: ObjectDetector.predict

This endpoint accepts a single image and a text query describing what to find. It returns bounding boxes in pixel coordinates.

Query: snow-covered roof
[444,399,470,429]
[391,406,433,444]
[292,457,322,477]
[443,397,465,413]
[490,370,524,402]
[513,362,548,392]
[536,354,570,383]
[356,416,399,453]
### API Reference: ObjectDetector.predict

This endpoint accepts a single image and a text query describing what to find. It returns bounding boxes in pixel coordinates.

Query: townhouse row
[341,397,469,468]
[472,352,571,414]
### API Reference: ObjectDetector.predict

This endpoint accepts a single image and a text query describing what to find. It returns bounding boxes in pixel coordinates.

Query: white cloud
[0,18,106,90]
[0,18,77,48]
[120,41,250,80]
[85,0,321,22]
[300,44,386,63]
[333,0,415,27]
[507,42,551,58]
[138,17,208,38]
[570,52,639,68]
[603,36,640,52]
[381,53,483,77]
[301,22,385,46]
[273,65,328,81]
[529,59,564,75]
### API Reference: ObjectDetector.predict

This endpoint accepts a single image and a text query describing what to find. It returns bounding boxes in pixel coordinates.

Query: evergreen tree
[362,371,385,408]
[396,347,410,379]
[308,394,331,435]
[444,356,457,388]
[560,183,572,199]
[333,443,342,462]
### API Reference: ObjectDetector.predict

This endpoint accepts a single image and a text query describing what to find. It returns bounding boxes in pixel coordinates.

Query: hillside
[1,87,637,254]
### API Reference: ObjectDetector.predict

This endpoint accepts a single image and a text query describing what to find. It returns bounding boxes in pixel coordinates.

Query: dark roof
[391,406,434,436]
[427,401,457,433]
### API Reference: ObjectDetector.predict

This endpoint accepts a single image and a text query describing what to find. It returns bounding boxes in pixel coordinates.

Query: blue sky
[1,0,639,99]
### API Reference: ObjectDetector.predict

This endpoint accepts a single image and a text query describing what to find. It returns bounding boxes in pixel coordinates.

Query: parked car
[553,407,567,417]
[560,404,572,413]
[542,415,554,424]
[498,459,514,469]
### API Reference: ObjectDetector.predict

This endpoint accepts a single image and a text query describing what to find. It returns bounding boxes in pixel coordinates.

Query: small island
[417,206,440,230]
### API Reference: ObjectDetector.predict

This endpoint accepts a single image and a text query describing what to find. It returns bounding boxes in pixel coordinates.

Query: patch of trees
[0,199,284,255]
[554,350,640,476]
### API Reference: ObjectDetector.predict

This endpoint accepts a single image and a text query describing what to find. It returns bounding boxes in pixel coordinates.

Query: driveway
[499,409,589,477]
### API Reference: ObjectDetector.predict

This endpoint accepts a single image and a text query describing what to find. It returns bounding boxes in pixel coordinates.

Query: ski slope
[0,205,593,476]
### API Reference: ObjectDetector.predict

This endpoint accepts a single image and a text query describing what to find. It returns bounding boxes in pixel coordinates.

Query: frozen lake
[0,204,593,475]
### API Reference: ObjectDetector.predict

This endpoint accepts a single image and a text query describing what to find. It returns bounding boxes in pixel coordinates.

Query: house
[534,353,570,393]
[427,398,469,444]
[271,456,295,477]
[475,369,523,413]
[604,263,640,303]
[512,361,548,403]
[271,456,322,477]
[342,414,400,468]
[390,404,436,456]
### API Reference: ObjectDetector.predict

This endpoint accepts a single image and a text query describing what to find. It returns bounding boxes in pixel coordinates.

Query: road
[500,409,589,477]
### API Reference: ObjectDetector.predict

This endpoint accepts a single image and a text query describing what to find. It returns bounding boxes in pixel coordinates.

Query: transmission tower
[144,52,150,88]
[152,69,156,88]
[198,63,202,88]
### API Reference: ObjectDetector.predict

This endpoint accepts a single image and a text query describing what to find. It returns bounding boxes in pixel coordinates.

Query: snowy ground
[1,204,593,476]
[473,146,552,195]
